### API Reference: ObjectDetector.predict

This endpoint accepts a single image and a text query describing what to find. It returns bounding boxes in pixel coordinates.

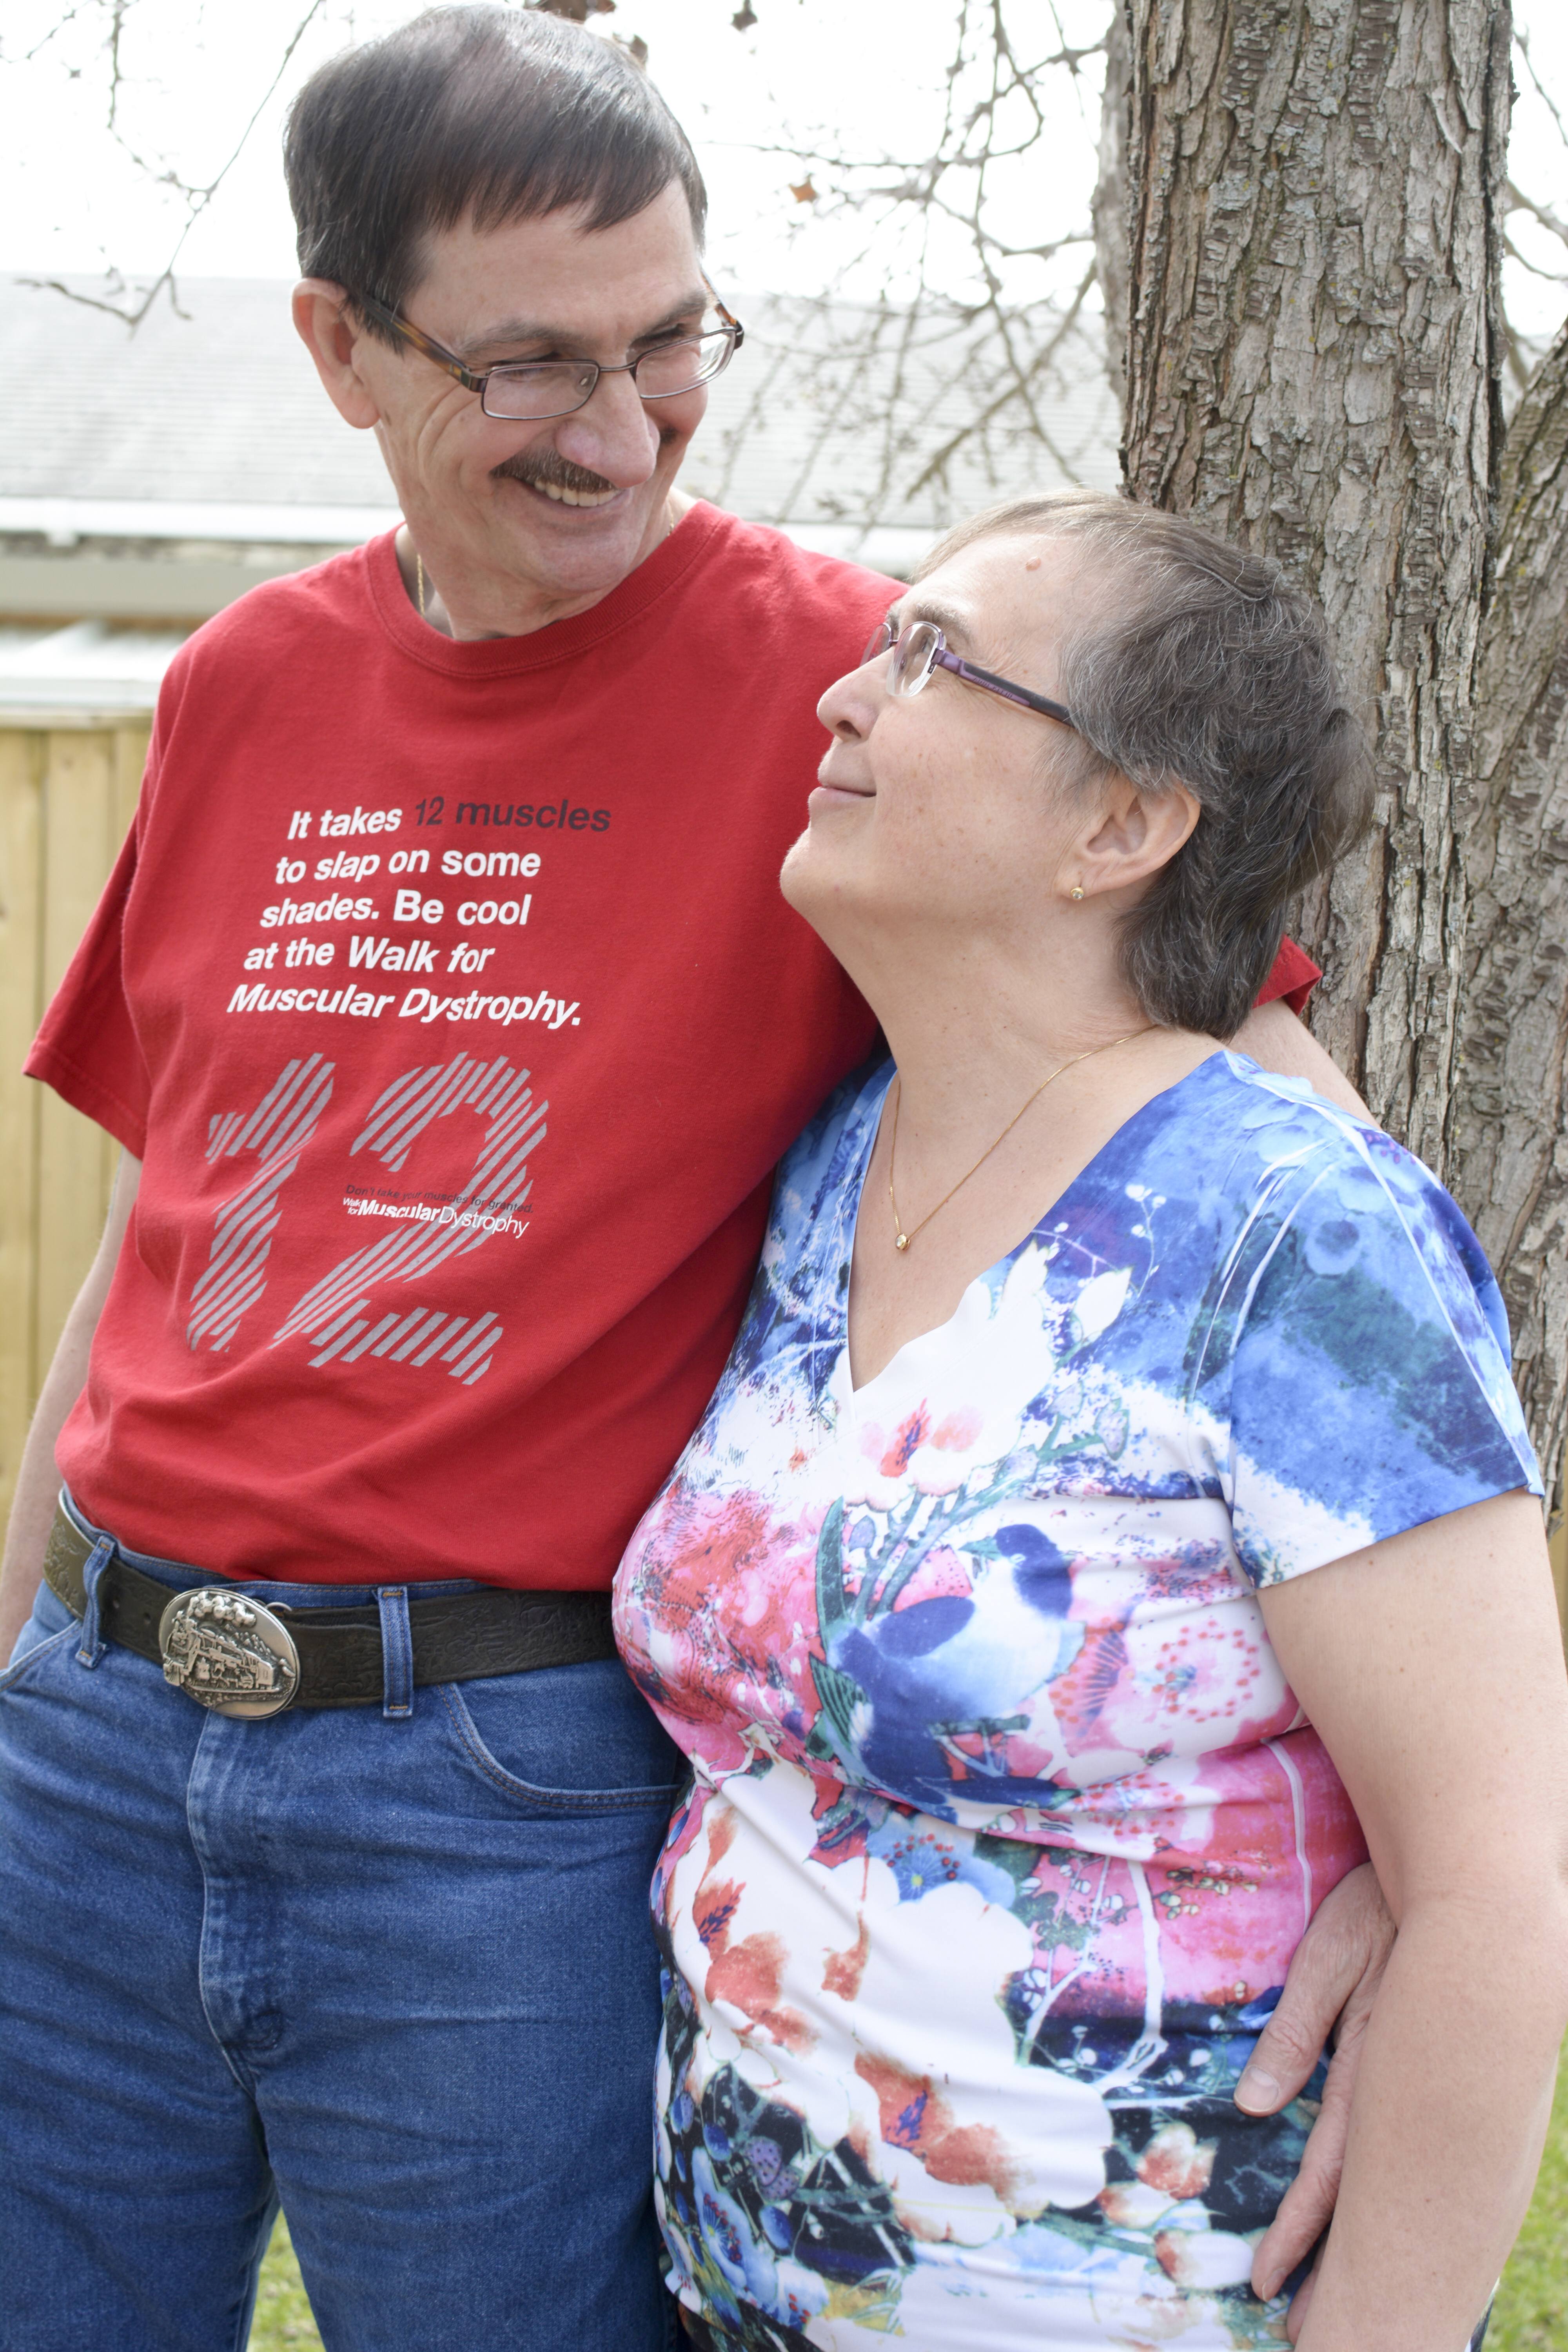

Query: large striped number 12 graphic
[187,1052,546,1386]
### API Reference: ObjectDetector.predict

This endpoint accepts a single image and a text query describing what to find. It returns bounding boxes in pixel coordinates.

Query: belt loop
[74,1537,116,1668]
[377,1586,413,1720]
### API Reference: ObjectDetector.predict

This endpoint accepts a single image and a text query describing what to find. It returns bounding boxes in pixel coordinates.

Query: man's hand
[1236,1861,1396,2340]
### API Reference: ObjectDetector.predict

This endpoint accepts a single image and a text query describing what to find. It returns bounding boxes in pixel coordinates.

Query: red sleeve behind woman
[1258,938,1321,1015]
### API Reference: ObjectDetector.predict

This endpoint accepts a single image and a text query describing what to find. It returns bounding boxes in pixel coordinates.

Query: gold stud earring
[1069,884,1085,901]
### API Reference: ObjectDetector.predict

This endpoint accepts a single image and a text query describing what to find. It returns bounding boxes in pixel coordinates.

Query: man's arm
[0,1150,141,1661]
[1230,998,1372,1123]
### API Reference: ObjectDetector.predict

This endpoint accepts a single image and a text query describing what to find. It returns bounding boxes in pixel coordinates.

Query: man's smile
[492,451,626,512]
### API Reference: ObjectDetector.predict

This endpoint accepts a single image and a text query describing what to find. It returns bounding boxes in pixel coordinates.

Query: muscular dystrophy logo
[343,1190,529,1240]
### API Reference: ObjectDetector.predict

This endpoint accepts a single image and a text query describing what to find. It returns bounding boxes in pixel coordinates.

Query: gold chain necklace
[416,550,426,619]
[887,1029,1153,1253]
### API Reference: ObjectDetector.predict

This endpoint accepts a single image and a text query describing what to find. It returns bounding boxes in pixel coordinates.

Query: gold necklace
[416,550,426,619]
[887,1029,1154,1253]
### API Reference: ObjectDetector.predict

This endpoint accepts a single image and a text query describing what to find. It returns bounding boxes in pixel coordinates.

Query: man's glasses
[354,290,744,422]
[862,614,1076,731]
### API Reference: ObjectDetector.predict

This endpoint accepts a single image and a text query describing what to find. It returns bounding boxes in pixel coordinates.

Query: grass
[247,2053,1568,2350]
[1490,2044,1568,2351]
[249,2218,322,2352]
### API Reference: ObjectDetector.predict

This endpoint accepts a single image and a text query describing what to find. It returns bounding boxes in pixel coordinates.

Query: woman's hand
[1233,1861,1395,2331]
[1256,1490,1568,2352]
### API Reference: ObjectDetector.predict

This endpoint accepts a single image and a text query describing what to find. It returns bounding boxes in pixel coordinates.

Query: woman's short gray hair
[916,490,1374,1038]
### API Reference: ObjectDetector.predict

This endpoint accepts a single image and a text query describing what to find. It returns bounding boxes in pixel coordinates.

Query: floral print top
[613,1051,1539,2351]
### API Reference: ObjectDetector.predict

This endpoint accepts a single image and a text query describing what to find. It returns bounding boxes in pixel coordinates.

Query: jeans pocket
[0,1582,78,1691]
[441,1657,691,1813]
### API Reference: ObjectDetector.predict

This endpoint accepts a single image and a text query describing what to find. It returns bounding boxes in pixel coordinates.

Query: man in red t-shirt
[0,11,1390,2347]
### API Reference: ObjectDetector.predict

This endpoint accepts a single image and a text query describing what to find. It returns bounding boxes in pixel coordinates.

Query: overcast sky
[1,0,1564,334]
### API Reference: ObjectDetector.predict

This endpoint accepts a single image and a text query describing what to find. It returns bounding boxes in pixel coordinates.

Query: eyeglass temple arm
[940,649,1075,729]
[705,284,745,347]
[354,294,483,391]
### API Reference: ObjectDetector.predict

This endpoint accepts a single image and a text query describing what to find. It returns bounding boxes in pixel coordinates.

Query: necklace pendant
[894,1232,910,1252]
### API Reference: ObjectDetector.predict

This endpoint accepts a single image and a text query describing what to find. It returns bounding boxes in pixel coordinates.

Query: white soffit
[0,496,403,546]
[0,618,191,725]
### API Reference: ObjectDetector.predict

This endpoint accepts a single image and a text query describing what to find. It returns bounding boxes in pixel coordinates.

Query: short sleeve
[1256,936,1321,1014]
[1224,1120,1541,1586]
[24,795,151,1158]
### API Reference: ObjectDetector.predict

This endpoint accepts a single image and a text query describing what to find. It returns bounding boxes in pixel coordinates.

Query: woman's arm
[1258,1488,1568,2351]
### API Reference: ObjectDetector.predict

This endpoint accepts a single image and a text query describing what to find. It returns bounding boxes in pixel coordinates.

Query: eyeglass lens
[861,617,942,698]
[481,330,736,420]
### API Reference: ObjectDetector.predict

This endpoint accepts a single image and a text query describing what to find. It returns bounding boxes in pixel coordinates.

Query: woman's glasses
[861,614,1076,731]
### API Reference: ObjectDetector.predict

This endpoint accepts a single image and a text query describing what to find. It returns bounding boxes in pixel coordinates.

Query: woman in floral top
[613,492,1568,2351]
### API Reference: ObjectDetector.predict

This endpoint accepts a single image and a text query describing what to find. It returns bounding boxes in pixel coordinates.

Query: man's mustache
[492,450,618,496]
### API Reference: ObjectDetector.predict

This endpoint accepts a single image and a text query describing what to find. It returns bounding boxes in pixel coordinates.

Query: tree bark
[1456,320,1568,1498]
[1121,0,1512,1178]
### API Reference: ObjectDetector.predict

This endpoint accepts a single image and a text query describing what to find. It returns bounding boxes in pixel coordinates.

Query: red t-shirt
[29,505,1319,1589]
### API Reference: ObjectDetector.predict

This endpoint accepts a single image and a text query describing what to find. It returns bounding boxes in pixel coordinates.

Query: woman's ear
[1076,774,1201,898]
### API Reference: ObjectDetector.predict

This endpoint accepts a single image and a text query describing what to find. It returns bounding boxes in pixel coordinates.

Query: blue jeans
[0,1498,688,2352]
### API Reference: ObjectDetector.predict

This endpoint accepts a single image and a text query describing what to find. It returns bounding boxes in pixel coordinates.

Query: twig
[1506,179,1568,255]
[1515,27,1568,155]
[21,0,328,331]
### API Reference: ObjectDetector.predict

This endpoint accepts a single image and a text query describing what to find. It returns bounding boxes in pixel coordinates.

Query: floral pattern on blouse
[613,1051,1539,2350]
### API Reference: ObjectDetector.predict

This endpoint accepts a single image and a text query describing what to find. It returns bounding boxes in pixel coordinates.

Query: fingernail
[1235,2065,1280,2113]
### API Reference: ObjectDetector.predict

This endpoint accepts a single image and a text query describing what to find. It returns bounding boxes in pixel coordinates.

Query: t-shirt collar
[364,498,726,679]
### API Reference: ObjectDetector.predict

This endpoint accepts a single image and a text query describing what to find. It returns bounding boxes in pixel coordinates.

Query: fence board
[0,733,43,1532]
[0,720,147,1542]
[36,731,123,1378]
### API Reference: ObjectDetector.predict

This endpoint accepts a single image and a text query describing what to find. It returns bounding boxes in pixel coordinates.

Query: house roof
[2,274,398,512]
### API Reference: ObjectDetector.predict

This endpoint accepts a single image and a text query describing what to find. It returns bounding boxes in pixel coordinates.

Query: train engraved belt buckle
[158,1588,301,1719]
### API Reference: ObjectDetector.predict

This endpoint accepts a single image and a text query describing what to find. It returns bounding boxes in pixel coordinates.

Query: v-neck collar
[824,1049,1234,1410]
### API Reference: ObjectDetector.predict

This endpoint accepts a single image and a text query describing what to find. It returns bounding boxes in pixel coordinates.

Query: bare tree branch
[15,0,327,330]
[1506,178,1568,252]
[1515,24,1568,152]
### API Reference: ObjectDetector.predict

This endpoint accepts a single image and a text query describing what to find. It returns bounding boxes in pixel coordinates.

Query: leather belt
[42,1505,618,1717]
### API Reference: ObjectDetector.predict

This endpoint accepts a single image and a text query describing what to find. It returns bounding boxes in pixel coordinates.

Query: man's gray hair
[916,491,1373,1038]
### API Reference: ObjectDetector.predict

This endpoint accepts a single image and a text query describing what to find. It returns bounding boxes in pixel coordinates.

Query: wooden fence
[0,720,148,1532]
[0,716,1564,1630]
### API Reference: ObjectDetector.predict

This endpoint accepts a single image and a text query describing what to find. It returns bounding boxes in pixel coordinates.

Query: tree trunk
[1114,0,1568,1486]
[1455,319,1568,1499]
[1121,0,1512,1175]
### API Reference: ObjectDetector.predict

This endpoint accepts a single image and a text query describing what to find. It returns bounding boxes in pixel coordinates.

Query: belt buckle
[158,1588,301,1719]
